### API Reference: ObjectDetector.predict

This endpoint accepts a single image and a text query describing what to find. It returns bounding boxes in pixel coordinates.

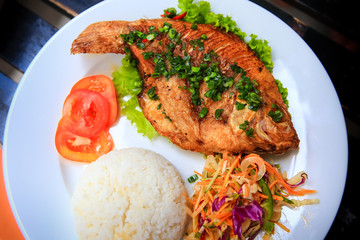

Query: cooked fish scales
[71,18,299,155]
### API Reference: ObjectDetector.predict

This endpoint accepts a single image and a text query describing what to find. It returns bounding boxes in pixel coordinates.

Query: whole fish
[71,19,299,155]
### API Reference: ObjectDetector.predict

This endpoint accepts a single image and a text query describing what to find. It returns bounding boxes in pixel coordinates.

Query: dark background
[0,0,358,239]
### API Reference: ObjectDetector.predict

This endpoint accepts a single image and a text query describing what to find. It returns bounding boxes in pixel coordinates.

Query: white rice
[72,148,187,240]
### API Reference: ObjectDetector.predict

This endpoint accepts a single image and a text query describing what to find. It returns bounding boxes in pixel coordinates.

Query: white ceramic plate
[3,0,347,239]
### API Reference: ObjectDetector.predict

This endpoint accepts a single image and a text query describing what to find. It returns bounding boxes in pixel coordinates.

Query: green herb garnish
[142,51,154,60]
[239,120,254,137]
[232,63,262,111]
[187,174,199,183]
[275,79,289,108]
[239,120,249,130]
[191,23,198,30]
[268,104,283,122]
[246,127,254,137]
[199,107,208,118]
[147,86,159,100]
[215,109,224,119]
[235,101,245,110]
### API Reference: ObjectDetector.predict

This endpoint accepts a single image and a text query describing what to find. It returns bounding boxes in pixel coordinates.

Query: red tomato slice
[62,89,109,138]
[71,75,118,127]
[55,118,114,162]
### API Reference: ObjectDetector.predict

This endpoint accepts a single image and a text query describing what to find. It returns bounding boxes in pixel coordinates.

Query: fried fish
[71,19,299,155]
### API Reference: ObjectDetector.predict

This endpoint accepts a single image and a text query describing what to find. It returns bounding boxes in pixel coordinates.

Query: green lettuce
[248,34,274,73]
[275,79,289,108]
[112,55,158,139]
[178,0,247,40]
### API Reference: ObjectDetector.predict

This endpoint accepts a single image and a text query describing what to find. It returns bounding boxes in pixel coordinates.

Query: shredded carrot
[213,210,232,220]
[228,181,240,193]
[243,183,250,198]
[272,194,284,201]
[201,208,206,219]
[223,155,241,187]
[258,193,269,199]
[264,161,317,196]
[217,202,231,214]
[196,178,223,186]
[225,218,233,228]
[217,192,226,201]
[193,198,209,218]
[269,179,283,189]
[215,211,232,226]
[183,192,195,205]
[194,170,203,177]
[204,167,215,173]
[207,190,214,202]
[205,226,215,240]
[274,221,290,233]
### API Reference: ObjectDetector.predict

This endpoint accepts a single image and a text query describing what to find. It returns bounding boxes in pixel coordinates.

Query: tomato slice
[55,118,114,162]
[71,75,118,127]
[62,89,109,138]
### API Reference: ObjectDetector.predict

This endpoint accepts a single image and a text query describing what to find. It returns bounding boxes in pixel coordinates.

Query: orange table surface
[0,148,25,240]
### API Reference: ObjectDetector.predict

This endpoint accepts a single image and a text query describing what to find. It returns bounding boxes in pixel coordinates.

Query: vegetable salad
[185,153,318,240]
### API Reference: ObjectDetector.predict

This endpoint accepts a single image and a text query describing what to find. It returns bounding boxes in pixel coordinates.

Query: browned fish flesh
[71,19,299,155]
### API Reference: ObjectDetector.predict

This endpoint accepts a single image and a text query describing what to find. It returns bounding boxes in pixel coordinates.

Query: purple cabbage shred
[212,196,226,212]
[232,201,263,237]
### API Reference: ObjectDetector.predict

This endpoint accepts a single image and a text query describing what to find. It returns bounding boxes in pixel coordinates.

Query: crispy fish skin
[71,19,299,155]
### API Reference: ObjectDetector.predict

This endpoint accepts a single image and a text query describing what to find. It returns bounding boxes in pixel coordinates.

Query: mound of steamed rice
[72,148,187,240]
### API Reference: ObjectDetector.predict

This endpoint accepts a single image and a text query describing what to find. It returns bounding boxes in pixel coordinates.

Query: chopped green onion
[164,116,172,122]
[168,28,177,39]
[147,87,159,100]
[146,33,156,41]
[246,127,254,137]
[268,104,283,122]
[215,109,224,119]
[187,174,199,183]
[142,51,154,60]
[192,66,201,73]
[203,53,211,62]
[235,101,245,110]
[239,120,249,130]
[199,107,208,118]
[136,41,146,50]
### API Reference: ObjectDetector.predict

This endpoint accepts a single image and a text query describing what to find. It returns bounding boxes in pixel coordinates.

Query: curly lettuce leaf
[178,0,247,40]
[112,55,142,96]
[112,55,158,139]
[275,79,289,108]
[248,34,273,73]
